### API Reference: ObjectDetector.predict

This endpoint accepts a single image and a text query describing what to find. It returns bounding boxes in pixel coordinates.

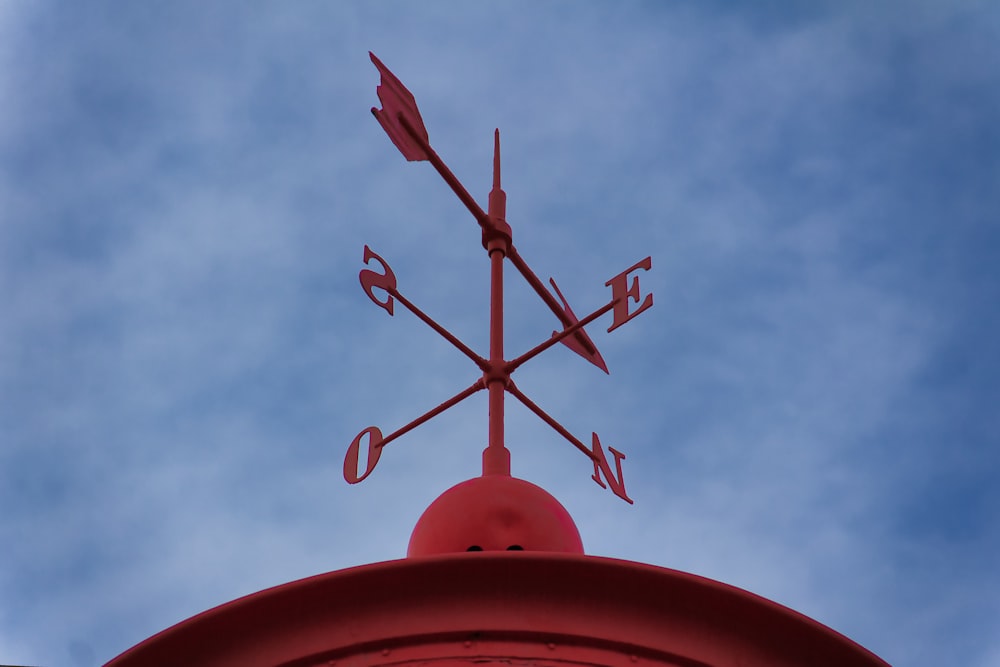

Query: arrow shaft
[398,113,492,231]
[507,246,600,359]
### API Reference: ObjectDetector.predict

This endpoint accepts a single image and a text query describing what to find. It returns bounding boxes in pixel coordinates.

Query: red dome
[407,476,584,556]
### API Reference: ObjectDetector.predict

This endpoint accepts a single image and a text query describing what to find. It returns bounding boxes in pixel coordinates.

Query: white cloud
[1,3,998,666]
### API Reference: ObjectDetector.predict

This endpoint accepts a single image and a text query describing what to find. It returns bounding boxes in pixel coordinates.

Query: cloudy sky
[2,2,998,665]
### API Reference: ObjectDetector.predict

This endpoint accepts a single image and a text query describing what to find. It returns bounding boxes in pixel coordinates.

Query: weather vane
[344,52,652,503]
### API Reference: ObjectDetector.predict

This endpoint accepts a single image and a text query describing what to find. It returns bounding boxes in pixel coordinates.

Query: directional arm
[344,378,486,483]
[360,245,487,370]
[389,286,488,371]
[372,378,486,452]
[506,380,633,503]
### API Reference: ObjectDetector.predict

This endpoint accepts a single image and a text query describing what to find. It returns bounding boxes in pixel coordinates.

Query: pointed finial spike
[487,129,507,222]
[493,129,501,189]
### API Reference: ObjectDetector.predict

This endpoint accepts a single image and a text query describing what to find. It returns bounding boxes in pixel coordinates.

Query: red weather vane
[344,53,652,503]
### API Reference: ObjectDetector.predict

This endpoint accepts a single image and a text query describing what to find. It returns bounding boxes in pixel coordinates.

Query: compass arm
[397,113,493,232]
[379,378,486,450]
[389,286,488,370]
[344,378,486,484]
[506,297,619,374]
[505,381,593,460]
[506,380,634,504]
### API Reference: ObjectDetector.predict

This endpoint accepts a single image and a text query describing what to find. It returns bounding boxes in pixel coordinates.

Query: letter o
[344,426,384,484]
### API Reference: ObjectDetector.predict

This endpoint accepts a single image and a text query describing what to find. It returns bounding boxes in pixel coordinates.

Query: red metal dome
[407,475,584,556]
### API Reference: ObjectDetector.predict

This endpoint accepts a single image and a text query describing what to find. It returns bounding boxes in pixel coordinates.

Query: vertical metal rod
[484,247,509,475]
[483,130,511,476]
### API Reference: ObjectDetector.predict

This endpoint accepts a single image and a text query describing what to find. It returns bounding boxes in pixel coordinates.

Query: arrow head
[549,278,609,374]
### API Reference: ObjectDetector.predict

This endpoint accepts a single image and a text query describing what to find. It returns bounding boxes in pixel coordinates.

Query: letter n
[591,433,633,504]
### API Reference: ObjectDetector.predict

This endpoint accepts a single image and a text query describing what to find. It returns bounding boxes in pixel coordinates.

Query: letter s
[359,245,397,315]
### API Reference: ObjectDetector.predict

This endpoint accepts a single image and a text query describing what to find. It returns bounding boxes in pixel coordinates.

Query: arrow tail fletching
[370,52,429,161]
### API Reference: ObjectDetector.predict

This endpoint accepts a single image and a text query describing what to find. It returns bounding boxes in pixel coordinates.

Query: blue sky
[1,2,998,665]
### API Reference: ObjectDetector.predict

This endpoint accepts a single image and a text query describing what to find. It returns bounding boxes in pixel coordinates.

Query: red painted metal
[408,475,584,555]
[359,245,397,315]
[103,52,891,667]
[549,276,609,373]
[484,130,511,475]
[606,256,654,332]
[369,52,429,161]
[358,53,654,500]
[105,553,890,667]
[507,245,607,370]
[344,379,485,484]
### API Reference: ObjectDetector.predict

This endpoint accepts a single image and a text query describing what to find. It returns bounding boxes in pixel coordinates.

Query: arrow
[548,277,609,374]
